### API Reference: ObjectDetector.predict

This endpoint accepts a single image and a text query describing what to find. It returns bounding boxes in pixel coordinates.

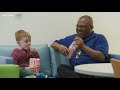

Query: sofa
[0,44,120,78]
[0,44,51,78]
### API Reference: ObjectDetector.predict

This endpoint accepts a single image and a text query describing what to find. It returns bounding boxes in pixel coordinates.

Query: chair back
[111,58,120,78]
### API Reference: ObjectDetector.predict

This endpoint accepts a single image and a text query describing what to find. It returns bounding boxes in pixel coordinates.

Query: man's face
[18,37,31,50]
[76,18,93,39]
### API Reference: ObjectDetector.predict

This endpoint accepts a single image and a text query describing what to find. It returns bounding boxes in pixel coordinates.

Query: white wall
[0,12,120,54]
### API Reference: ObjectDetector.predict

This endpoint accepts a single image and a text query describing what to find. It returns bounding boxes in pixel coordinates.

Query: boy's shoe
[24,75,36,78]
[36,73,48,78]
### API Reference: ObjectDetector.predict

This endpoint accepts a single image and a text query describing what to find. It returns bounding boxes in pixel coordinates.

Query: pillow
[0,64,19,78]
[0,56,13,64]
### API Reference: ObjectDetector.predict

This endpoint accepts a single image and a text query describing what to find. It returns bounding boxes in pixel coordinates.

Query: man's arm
[75,37,106,62]
[51,42,61,51]
[81,45,105,62]
[51,42,69,56]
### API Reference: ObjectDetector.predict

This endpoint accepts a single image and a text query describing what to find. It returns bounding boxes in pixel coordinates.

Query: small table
[74,63,114,77]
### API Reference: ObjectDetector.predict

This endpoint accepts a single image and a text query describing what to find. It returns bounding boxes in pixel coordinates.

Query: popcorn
[29,58,40,73]
[67,41,78,59]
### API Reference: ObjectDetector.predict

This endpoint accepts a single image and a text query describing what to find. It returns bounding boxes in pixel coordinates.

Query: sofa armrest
[0,56,13,64]
[49,47,70,77]
[109,54,120,60]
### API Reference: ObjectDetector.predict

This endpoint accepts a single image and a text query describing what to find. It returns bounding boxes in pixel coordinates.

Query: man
[51,15,109,78]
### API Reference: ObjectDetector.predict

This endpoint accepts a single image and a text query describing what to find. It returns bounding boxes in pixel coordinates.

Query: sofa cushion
[49,47,70,77]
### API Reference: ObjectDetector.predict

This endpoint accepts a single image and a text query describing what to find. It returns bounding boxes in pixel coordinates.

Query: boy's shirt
[11,48,40,67]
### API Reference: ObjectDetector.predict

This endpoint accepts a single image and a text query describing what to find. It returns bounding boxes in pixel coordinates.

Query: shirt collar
[75,31,96,42]
[84,31,97,42]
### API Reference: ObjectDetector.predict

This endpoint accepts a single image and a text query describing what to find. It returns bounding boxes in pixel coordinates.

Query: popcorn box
[67,41,78,59]
[29,58,40,73]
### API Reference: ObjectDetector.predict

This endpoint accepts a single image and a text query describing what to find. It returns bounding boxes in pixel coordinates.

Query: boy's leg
[20,67,49,78]
[35,70,50,78]
[40,70,49,76]
[19,67,36,78]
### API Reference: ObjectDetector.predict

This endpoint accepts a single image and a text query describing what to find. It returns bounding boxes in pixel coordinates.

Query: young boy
[11,30,48,78]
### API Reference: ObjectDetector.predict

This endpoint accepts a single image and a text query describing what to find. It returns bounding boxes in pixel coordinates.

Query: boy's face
[18,37,31,50]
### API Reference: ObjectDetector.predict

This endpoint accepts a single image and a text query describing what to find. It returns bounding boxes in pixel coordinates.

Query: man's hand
[58,44,69,56]
[74,37,105,62]
[74,37,85,49]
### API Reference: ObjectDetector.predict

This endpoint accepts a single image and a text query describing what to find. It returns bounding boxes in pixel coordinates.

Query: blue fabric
[0,44,51,77]
[109,54,120,60]
[49,47,70,77]
[0,56,13,64]
[6,57,14,64]
[54,32,109,66]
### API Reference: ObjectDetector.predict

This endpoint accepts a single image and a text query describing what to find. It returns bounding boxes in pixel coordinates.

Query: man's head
[15,30,31,50]
[76,15,94,39]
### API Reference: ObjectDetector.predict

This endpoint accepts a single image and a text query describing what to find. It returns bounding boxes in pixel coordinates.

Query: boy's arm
[25,66,34,70]
[30,47,40,58]
[11,51,19,64]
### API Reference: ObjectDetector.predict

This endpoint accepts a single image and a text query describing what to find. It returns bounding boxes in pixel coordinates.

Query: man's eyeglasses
[75,25,90,29]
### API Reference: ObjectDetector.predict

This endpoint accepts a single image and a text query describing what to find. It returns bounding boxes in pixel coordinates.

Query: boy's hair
[15,30,31,41]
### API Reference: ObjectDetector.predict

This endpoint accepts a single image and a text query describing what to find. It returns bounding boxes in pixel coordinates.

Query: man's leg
[57,64,94,78]
[57,64,80,78]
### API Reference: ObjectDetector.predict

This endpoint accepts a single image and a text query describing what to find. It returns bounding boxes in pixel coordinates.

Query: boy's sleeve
[11,50,19,64]
[30,50,40,58]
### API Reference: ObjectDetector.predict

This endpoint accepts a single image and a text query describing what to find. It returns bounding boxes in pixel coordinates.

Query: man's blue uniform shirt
[54,32,109,66]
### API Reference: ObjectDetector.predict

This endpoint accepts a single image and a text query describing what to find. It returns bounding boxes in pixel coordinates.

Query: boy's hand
[25,66,34,70]
[30,47,37,52]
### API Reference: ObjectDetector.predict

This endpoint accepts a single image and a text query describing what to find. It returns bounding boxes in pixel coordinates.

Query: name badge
[76,50,81,59]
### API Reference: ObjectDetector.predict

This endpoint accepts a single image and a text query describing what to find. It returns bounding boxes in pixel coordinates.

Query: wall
[0,12,119,54]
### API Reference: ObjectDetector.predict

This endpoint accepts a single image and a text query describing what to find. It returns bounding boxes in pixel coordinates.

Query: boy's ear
[17,41,20,46]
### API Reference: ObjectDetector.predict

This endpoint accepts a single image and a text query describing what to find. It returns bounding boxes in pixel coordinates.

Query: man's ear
[91,25,93,29]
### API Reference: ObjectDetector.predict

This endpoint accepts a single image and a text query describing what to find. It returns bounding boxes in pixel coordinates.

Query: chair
[110,58,120,78]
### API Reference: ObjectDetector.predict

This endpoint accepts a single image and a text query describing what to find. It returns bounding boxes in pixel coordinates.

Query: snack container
[67,41,78,59]
[29,58,40,73]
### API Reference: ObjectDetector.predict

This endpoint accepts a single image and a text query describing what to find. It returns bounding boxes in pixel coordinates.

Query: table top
[74,63,114,77]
